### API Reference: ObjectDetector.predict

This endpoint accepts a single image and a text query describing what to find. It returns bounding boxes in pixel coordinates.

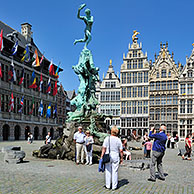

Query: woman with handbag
[84,130,94,165]
[101,126,123,190]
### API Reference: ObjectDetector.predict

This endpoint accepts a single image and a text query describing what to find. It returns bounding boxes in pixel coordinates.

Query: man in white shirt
[45,132,51,144]
[73,126,85,165]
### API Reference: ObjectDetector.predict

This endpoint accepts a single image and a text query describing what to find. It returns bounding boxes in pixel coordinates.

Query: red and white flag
[53,81,58,96]
[0,29,3,52]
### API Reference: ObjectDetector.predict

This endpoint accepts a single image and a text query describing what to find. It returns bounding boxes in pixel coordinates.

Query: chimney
[21,23,32,42]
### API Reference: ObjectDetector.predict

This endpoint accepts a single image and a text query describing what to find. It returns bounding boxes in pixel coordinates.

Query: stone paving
[0,140,193,194]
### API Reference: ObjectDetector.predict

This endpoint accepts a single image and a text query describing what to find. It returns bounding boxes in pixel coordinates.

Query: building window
[116,91,120,101]
[167,81,172,90]
[180,100,185,113]
[133,60,137,69]
[173,95,178,105]
[155,95,160,105]
[150,95,154,106]
[187,99,192,113]
[167,124,172,134]
[133,50,137,57]
[127,73,131,83]
[138,101,142,114]
[132,72,137,83]
[144,86,148,97]
[168,70,171,77]
[180,84,186,94]
[144,72,148,83]
[161,95,166,105]
[143,118,148,127]
[109,73,112,79]
[150,109,154,120]
[111,82,116,88]
[167,108,172,120]
[156,82,160,90]
[132,87,137,97]
[161,108,166,120]
[167,95,172,105]
[132,118,136,127]
[161,69,166,78]
[138,59,143,69]
[188,71,192,78]
[122,73,126,84]
[173,80,178,89]
[187,83,193,94]
[101,92,105,101]
[156,71,159,78]
[138,72,143,83]
[132,101,137,114]
[121,102,126,114]
[127,60,132,69]
[138,118,142,127]
[161,81,166,90]
[127,87,131,98]
[143,101,148,114]
[150,82,155,91]
[173,108,178,120]
[187,120,192,130]
[127,118,131,127]
[138,87,142,97]
[155,109,160,120]
[122,87,126,98]
[127,101,131,114]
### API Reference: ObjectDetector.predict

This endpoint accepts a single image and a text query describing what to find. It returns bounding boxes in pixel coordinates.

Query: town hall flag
[8,60,16,82]
[18,96,24,113]
[48,60,54,76]
[46,78,51,93]
[46,103,51,118]
[38,100,43,116]
[29,97,35,115]
[11,40,18,56]
[32,49,40,67]
[29,71,37,88]
[38,73,43,92]
[53,81,57,96]
[19,67,24,85]
[0,29,4,52]
[21,45,30,62]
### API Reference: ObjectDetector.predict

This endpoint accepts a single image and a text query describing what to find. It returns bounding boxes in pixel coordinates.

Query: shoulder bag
[102,136,110,163]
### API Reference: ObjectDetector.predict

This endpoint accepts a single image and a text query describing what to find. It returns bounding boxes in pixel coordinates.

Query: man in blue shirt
[148,125,167,182]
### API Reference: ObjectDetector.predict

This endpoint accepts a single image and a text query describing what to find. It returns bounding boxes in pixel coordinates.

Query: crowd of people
[73,124,194,190]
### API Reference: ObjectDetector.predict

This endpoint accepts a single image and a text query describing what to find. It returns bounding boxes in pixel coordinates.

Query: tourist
[45,132,51,144]
[144,139,152,158]
[148,125,167,182]
[174,133,179,149]
[182,134,192,161]
[171,136,175,149]
[30,133,34,144]
[84,130,94,165]
[143,132,149,157]
[73,126,85,165]
[101,126,123,190]
[167,133,171,148]
[122,139,131,160]
[27,132,31,144]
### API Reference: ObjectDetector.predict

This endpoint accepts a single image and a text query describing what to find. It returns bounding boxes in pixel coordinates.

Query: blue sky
[1,0,194,91]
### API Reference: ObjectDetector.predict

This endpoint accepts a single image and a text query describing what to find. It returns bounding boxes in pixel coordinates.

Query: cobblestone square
[0,141,193,194]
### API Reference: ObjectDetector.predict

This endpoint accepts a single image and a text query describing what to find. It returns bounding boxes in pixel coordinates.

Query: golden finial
[192,43,194,47]
[110,59,112,65]
[179,62,181,68]
[162,50,165,58]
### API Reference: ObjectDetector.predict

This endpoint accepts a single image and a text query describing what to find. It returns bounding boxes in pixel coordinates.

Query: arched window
[109,73,112,79]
